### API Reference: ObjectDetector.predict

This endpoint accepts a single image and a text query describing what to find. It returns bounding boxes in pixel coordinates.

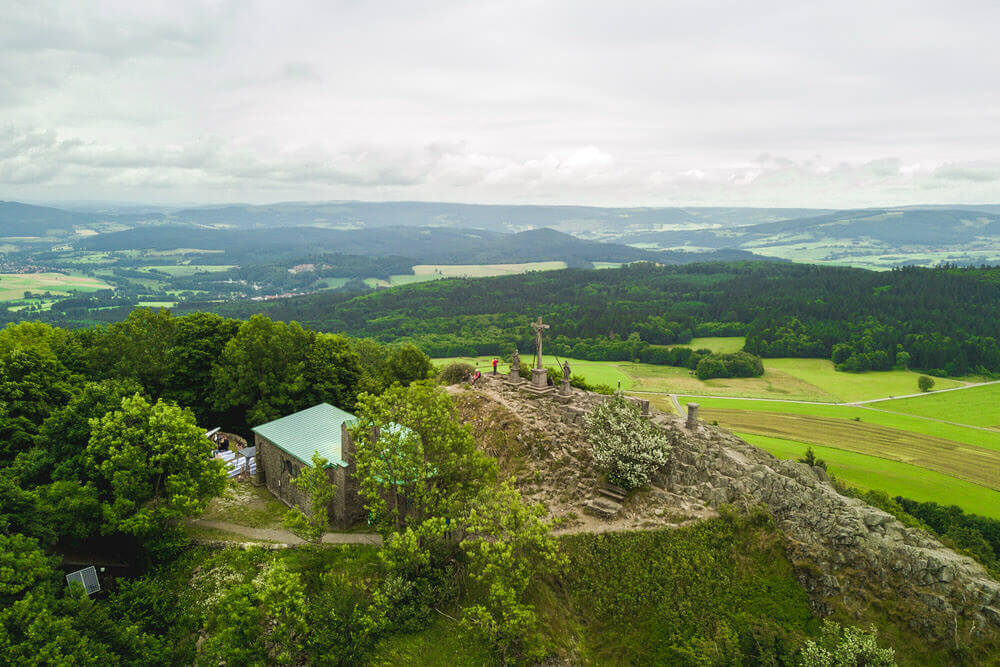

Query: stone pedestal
[560,379,572,396]
[686,403,700,429]
[505,369,523,387]
[520,367,554,395]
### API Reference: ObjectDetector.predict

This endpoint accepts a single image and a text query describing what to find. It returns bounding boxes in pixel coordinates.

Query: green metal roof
[251,403,356,467]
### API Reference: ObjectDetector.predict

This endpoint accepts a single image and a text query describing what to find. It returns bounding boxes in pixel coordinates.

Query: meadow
[411,261,567,278]
[434,344,966,403]
[741,434,1000,519]
[0,271,111,301]
[699,408,1000,491]
[878,382,1000,427]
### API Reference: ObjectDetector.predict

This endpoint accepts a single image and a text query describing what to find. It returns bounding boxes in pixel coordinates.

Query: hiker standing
[492,357,498,375]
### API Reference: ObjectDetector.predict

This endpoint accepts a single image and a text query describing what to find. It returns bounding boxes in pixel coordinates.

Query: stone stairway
[583,484,628,519]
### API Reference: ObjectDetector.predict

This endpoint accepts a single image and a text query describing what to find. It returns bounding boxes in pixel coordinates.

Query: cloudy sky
[3,0,1000,207]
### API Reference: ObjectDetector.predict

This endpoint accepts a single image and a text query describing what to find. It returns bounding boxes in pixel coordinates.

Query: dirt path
[188,518,383,545]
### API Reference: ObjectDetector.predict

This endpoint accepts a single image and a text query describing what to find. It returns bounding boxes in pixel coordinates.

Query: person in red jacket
[492,357,498,374]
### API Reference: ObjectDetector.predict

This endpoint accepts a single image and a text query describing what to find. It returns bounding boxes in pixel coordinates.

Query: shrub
[797,620,895,666]
[439,362,474,385]
[917,375,935,392]
[585,395,670,490]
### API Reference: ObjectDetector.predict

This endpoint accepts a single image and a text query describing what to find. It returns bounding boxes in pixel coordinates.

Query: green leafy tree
[301,333,362,411]
[797,620,895,666]
[211,315,315,425]
[918,375,935,392]
[0,347,75,462]
[102,308,178,397]
[163,312,239,420]
[282,452,337,546]
[351,381,496,533]
[386,344,433,386]
[85,394,226,548]
[585,394,670,490]
[32,378,144,484]
[461,482,567,663]
[198,559,308,666]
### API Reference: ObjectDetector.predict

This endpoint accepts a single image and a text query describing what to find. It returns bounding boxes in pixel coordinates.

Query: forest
[183,261,1000,377]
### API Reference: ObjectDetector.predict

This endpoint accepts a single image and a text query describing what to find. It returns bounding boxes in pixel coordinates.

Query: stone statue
[562,360,571,381]
[511,347,520,370]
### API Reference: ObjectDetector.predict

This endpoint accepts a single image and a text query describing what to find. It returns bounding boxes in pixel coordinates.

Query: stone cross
[531,317,549,369]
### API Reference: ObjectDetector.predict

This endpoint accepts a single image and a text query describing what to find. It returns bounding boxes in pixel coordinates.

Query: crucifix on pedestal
[530,317,551,390]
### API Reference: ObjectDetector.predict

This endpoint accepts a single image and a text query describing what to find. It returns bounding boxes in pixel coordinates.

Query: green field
[145,264,236,276]
[699,407,1000,491]
[742,434,1000,519]
[0,271,111,301]
[877,383,1000,427]
[673,397,1000,451]
[434,345,968,402]
[411,261,567,279]
[676,336,747,353]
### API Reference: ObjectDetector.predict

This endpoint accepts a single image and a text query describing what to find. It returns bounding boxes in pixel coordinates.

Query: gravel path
[188,518,383,545]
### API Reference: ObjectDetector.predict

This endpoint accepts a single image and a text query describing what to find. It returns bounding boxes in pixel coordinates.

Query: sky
[2,0,1000,208]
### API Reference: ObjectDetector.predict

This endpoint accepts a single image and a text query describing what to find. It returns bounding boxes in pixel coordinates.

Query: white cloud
[2,0,1000,206]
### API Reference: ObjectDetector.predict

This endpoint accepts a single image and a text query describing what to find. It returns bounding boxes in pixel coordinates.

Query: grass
[137,301,177,308]
[698,408,1000,492]
[433,350,968,402]
[740,433,1000,519]
[198,479,289,529]
[676,336,747,353]
[878,382,1000,427]
[0,271,111,301]
[145,264,236,276]
[763,358,964,401]
[411,261,567,278]
[672,397,1000,451]
[388,273,441,286]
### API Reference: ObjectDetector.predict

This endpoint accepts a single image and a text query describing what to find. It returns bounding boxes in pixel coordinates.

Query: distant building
[251,403,364,528]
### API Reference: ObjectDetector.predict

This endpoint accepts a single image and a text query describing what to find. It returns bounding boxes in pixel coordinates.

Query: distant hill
[76,223,777,266]
[0,200,101,236]
[624,207,1000,250]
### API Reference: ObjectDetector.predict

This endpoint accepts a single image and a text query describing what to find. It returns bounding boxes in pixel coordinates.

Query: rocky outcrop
[657,414,1000,640]
[456,376,1000,642]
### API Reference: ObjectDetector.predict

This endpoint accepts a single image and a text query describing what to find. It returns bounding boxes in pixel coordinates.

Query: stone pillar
[531,367,548,389]
[686,403,700,428]
[560,378,572,396]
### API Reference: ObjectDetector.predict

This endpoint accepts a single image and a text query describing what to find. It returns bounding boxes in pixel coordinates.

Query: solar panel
[65,566,101,595]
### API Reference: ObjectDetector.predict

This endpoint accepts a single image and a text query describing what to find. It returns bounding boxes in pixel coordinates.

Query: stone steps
[584,496,622,519]
[597,485,627,503]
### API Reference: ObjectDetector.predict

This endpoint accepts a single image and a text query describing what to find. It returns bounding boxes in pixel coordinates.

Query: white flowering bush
[797,620,896,666]
[584,395,670,490]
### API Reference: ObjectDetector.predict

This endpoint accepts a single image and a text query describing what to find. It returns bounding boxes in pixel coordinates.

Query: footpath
[187,518,383,546]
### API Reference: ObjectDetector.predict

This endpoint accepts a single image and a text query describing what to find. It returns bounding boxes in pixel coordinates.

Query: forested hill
[75,223,769,265]
[183,261,1000,375]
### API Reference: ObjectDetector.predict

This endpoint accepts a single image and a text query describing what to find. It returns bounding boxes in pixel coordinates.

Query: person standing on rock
[492,357,498,375]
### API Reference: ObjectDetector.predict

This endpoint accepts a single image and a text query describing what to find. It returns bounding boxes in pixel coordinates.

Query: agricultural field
[877,382,1000,427]
[434,343,969,403]
[144,264,236,276]
[741,434,1000,519]
[411,261,567,279]
[0,271,111,301]
[673,397,1000,451]
[681,336,746,353]
[696,407,1000,491]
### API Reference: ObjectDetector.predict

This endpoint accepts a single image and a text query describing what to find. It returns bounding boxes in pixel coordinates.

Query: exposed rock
[455,375,1000,641]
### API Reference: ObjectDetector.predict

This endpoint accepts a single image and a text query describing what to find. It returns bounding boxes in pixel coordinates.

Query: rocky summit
[452,374,1000,644]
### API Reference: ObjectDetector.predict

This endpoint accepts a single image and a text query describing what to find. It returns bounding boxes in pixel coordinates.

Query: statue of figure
[562,360,571,381]
[511,347,520,371]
